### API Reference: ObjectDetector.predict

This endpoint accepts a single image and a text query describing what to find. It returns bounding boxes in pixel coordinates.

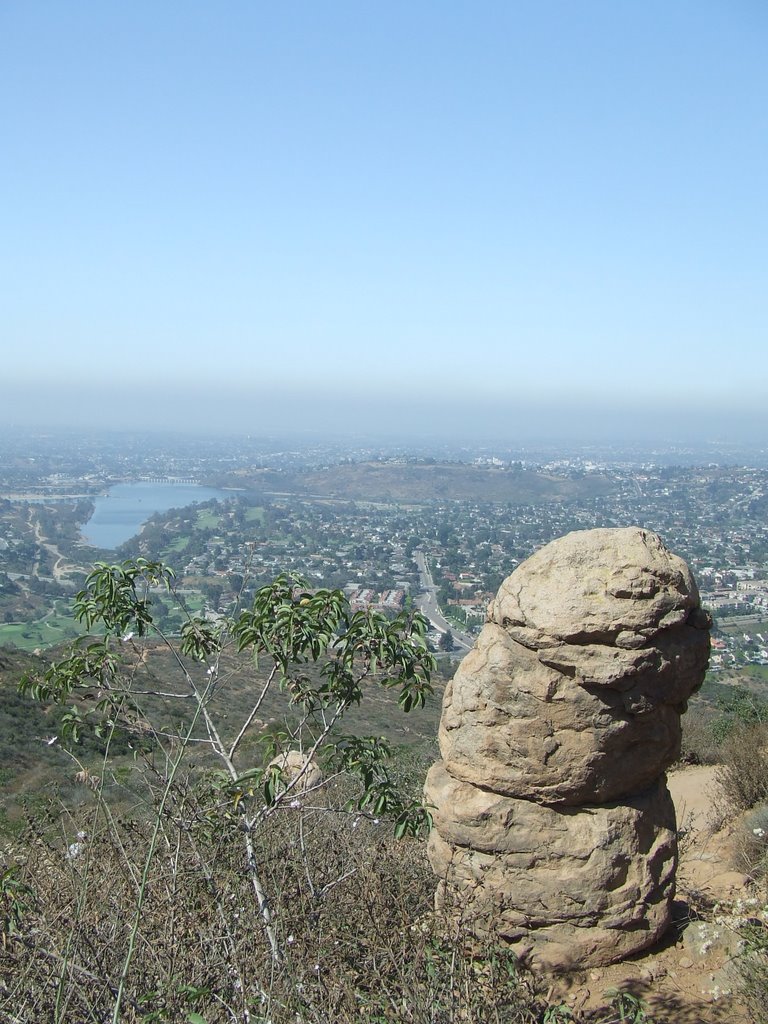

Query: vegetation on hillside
[4,558,768,1021]
[199,460,617,504]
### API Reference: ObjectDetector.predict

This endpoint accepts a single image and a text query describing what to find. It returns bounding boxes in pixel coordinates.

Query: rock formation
[267,750,323,793]
[425,527,711,968]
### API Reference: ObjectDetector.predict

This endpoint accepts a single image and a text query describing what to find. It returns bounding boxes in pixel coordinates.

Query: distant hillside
[0,646,68,828]
[0,647,53,764]
[0,640,445,834]
[215,462,616,503]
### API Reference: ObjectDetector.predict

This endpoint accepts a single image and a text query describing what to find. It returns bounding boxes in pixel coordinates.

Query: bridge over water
[136,476,199,484]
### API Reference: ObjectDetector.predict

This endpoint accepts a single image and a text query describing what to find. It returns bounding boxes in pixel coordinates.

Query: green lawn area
[718,617,768,635]
[195,510,221,529]
[245,506,265,525]
[0,598,88,651]
[741,664,768,683]
[168,536,190,552]
[180,592,204,613]
[0,612,82,651]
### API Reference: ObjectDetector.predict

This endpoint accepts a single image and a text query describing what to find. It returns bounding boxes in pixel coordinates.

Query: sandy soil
[669,765,721,834]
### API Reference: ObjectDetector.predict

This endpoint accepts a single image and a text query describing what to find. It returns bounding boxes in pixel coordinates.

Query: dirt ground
[545,765,760,1022]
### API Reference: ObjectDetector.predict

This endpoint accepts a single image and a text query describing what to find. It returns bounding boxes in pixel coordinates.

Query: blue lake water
[81,482,231,550]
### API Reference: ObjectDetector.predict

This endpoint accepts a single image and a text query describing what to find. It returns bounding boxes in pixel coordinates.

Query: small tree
[21,558,435,1019]
[439,628,454,652]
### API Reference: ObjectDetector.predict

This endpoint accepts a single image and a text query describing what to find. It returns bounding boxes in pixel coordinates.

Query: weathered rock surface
[438,619,709,805]
[267,750,323,793]
[425,764,676,968]
[489,527,703,647]
[426,527,711,967]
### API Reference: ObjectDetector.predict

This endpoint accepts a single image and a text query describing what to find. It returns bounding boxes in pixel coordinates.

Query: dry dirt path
[669,765,720,834]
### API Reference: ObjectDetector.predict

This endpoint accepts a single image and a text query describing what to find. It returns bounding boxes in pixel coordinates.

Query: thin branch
[150,623,280,961]
[228,662,278,762]
[248,700,349,825]
[317,867,358,898]
[124,689,197,698]
[13,935,121,994]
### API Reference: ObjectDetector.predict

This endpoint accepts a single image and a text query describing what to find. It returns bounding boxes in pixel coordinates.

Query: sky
[1,1,767,443]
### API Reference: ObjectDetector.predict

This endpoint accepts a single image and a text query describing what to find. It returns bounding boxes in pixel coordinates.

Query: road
[413,551,475,652]
[27,509,86,584]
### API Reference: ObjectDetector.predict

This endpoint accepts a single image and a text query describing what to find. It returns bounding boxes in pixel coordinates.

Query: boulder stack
[425,527,710,967]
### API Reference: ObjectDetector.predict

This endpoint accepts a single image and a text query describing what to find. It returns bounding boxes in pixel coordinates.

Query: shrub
[715,722,768,814]
[728,896,768,1024]
[0,794,543,1023]
[677,705,722,766]
[711,686,768,744]
[735,804,768,879]
[15,560,436,1021]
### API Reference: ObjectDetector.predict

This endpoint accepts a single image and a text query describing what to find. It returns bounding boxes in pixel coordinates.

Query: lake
[81,481,231,550]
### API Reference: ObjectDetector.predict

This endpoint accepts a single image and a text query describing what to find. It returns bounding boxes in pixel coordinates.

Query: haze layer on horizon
[2,2,766,445]
[2,379,766,448]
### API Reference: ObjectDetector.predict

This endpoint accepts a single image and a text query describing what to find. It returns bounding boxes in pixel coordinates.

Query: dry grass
[0,767,544,1024]
[677,706,722,767]
[715,722,768,815]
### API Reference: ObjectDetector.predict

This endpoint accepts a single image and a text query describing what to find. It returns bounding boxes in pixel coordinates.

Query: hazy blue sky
[2,2,766,441]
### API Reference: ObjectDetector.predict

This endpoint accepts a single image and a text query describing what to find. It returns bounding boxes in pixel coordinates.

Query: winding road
[28,509,83,583]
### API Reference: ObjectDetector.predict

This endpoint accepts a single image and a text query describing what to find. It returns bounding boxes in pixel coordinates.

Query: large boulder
[426,527,711,967]
[267,750,323,793]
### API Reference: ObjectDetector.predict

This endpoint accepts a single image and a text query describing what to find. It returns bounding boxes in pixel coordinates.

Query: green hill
[225,461,616,503]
